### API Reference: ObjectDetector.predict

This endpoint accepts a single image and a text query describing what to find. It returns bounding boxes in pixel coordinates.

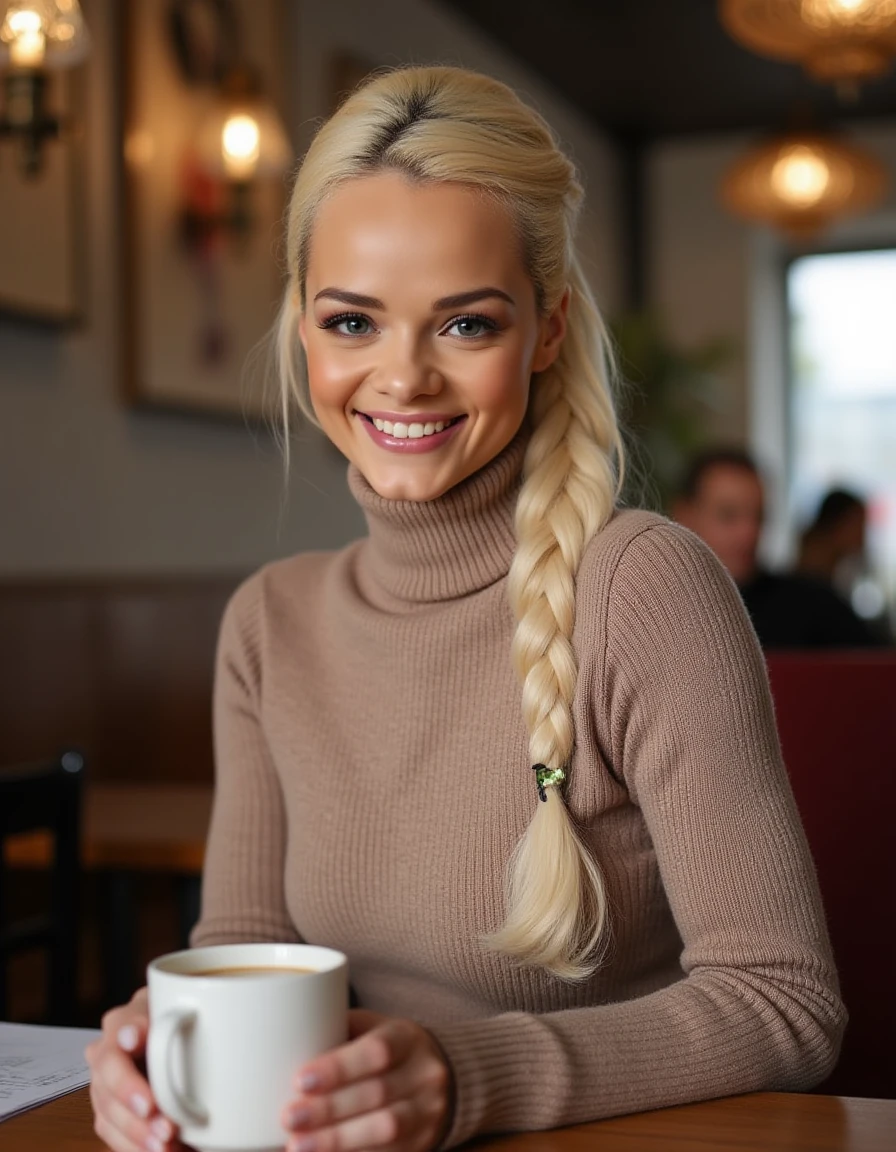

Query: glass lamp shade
[196,93,291,182]
[720,0,896,85]
[721,132,888,237]
[0,0,90,71]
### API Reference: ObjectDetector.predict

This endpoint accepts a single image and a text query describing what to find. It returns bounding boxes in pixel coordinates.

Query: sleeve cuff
[428,1012,579,1148]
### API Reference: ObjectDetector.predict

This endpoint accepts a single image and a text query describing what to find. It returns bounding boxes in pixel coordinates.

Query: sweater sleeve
[428,522,845,1147]
[191,574,302,947]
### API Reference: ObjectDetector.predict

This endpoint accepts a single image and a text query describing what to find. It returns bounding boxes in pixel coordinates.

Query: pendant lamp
[720,131,888,237]
[720,0,896,96]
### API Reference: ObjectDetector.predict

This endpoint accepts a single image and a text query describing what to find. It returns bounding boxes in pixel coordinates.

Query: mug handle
[148,1008,209,1128]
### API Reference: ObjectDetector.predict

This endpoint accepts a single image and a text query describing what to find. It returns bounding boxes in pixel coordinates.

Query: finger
[91,1041,156,1121]
[287,1099,428,1152]
[92,1116,188,1152]
[91,1080,176,1152]
[284,1066,404,1130]
[93,1109,147,1152]
[296,1021,412,1094]
[101,1003,150,1056]
[285,1045,449,1133]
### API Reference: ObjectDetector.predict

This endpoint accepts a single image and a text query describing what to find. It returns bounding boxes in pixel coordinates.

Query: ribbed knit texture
[194,435,845,1147]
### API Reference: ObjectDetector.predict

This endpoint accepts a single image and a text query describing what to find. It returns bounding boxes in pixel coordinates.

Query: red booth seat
[766,651,896,1100]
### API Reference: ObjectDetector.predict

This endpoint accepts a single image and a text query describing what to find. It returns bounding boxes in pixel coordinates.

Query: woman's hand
[85,988,183,1152]
[282,1009,453,1152]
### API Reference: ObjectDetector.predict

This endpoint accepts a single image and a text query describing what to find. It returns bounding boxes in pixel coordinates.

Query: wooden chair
[0,752,85,1024]
[766,652,896,1099]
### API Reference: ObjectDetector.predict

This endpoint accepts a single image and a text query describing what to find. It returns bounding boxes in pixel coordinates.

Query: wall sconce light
[0,0,90,176]
[179,63,290,254]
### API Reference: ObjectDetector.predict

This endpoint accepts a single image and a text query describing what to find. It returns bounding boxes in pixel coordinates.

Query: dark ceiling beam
[438,0,896,139]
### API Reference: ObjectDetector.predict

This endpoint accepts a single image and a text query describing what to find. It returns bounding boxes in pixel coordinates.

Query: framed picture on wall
[120,0,291,421]
[0,71,84,325]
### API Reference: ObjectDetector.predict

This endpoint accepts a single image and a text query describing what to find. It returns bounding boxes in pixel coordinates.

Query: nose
[374,334,443,403]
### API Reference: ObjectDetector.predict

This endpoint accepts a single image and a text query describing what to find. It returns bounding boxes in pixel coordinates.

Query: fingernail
[291,1138,317,1152]
[130,1094,150,1119]
[287,1105,311,1128]
[145,1136,164,1152]
[150,1117,173,1141]
[298,1072,321,1092]
[118,1025,139,1051]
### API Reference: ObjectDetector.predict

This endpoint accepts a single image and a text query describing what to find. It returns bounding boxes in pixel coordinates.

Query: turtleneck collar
[347,434,527,604]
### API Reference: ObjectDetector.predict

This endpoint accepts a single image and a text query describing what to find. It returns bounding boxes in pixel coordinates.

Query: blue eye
[319,313,374,336]
[445,314,498,338]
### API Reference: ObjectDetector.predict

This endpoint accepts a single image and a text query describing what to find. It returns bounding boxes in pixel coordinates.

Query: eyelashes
[444,313,501,338]
[316,311,502,339]
[317,312,373,336]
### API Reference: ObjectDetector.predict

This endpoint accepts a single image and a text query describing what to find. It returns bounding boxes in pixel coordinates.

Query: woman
[87,66,844,1152]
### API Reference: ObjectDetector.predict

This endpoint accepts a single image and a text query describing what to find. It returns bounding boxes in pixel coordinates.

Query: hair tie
[532,763,566,802]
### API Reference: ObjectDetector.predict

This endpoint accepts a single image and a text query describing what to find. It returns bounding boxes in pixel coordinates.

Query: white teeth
[368,416,458,437]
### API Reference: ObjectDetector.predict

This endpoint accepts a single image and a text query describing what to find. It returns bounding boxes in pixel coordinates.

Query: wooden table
[4,784,213,1008]
[1,1089,893,1151]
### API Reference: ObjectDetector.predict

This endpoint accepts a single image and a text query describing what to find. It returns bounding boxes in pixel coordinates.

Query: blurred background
[1,0,894,1092]
[2,0,896,612]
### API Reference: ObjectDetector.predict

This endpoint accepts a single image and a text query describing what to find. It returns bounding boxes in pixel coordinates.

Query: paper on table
[0,1022,101,1122]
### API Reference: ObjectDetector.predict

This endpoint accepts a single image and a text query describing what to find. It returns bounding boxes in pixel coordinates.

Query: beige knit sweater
[193,435,845,1147]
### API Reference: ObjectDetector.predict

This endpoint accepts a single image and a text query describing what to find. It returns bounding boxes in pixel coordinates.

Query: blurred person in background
[796,488,892,643]
[796,488,868,587]
[673,448,881,649]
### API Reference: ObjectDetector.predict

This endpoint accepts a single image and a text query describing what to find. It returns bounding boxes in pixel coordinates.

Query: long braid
[486,262,621,979]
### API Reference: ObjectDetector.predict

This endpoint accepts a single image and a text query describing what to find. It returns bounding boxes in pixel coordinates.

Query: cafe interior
[1,0,895,1119]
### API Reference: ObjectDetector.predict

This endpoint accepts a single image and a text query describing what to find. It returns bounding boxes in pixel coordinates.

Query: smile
[354,411,467,452]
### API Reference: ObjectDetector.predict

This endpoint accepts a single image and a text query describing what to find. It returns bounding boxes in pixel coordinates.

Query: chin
[367,470,454,503]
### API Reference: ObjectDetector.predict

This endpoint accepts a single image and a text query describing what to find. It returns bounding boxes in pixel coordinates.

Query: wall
[648,135,754,447]
[0,0,622,576]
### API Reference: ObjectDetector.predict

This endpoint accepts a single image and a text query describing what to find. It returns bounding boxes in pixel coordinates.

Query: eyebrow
[313,287,516,310]
[433,288,515,310]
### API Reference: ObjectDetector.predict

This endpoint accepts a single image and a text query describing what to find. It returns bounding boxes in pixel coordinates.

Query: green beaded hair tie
[532,763,565,802]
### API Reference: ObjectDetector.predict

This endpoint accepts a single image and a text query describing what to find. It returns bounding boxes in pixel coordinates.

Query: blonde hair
[277,66,624,980]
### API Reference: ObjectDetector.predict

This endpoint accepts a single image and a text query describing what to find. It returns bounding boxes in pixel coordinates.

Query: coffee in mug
[147,943,348,1152]
[187,966,316,978]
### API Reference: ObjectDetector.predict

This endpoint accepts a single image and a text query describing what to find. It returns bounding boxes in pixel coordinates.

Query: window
[787,248,896,627]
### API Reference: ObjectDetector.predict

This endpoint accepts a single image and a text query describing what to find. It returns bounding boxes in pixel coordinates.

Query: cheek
[304,345,358,416]
[467,352,531,412]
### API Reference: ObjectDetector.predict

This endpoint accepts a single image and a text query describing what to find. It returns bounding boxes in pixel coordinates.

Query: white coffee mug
[147,943,348,1152]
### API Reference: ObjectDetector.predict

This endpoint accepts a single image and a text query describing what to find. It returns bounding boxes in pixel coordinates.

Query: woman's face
[299,172,568,501]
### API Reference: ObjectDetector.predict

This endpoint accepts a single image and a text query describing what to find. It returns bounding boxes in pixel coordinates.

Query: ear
[298,309,308,353]
[531,287,570,373]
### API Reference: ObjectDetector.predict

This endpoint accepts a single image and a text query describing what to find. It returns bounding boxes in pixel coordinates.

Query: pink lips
[355,412,467,453]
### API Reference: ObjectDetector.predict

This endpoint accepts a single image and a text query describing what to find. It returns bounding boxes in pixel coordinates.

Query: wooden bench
[0,577,238,782]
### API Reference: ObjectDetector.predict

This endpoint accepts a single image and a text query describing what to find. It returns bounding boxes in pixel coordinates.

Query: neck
[348,434,528,604]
